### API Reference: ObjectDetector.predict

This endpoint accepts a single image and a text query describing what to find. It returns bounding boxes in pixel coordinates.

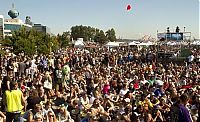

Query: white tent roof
[74,40,84,47]
[129,41,140,45]
[138,41,154,46]
[105,42,120,47]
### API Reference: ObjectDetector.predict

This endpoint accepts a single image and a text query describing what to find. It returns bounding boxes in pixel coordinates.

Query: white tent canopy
[74,40,85,47]
[128,41,140,45]
[105,42,121,47]
[138,41,154,46]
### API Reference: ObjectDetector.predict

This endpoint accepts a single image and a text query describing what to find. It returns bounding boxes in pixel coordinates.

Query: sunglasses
[49,115,54,118]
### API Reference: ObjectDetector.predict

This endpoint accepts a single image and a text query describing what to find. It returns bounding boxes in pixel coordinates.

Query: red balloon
[127,4,131,11]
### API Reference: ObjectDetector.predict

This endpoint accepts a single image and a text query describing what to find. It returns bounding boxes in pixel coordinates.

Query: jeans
[6,112,21,122]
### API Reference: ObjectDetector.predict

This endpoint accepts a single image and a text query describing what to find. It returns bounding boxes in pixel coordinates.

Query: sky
[0,0,199,39]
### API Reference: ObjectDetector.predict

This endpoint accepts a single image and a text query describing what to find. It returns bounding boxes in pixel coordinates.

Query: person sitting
[45,111,57,122]
[27,104,44,122]
[89,99,110,122]
[58,106,74,122]
[43,101,55,119]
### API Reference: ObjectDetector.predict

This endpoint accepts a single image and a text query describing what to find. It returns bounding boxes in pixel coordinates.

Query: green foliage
[70,25,116,44]
[0,25,117,54]
[0,36,13,47]
[180,48,192,57]
[1,26,60,56]
[71,25,96,41]
[94,30,108,44]
[0,48,6,56]
[105,28,117,42]
[57,31,71,48]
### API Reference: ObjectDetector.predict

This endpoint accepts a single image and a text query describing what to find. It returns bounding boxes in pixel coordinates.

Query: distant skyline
[0,0,199,39]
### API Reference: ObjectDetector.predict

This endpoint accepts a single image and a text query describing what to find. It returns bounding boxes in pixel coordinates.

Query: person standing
[3,81,25,122]
[55,64,63,91]
[178,94,192,122]
[18,59,26,78]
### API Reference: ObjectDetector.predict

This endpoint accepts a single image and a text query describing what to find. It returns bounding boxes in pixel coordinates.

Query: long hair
[60,106,67,119]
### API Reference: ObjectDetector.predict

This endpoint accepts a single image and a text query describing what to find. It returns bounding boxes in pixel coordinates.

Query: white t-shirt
[13,62,18,72]
[119,89,129,96]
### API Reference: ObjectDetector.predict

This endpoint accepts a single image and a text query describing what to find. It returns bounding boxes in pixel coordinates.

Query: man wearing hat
[3,81,25,122]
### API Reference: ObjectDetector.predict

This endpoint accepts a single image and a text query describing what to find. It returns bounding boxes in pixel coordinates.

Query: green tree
[94,30,108,44]
[70,25,109,42]
[10,27,36,55]
[0,36,13,47]
[1,26,60,55]
[105,28,117,42]
[60,31,71,48]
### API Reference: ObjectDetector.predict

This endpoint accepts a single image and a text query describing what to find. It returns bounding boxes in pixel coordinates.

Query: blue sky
[0,0,199,39]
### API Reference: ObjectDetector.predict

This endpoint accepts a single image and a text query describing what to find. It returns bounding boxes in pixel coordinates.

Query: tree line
[0,25,117,56]
[70,25,116,43]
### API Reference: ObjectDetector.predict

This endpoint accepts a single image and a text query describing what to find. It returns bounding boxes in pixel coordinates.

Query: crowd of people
[0,46,199,122]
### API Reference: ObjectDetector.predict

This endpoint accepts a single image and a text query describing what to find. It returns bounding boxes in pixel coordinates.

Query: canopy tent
[74,40,85,47]
[128,41,140,46]
[137,41,155,46]
[105,42,121,47]
[166,41,188,46]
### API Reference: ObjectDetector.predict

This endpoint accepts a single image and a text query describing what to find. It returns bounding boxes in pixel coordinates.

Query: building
[4,6,32,36]
[0,15,4,40]
[2,4,52,37]
[4,18,32,36]
[25,16,33,26]
[33,24,51,34]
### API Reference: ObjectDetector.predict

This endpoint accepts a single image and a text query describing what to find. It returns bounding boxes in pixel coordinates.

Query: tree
[50,36,60,52]
[10,27,36,55]
[105,28,117,42]
[0,36,13,47]
[1,26,60,55]
[70,25,110,42]
[60,31,71,48]
[94,30,108,44]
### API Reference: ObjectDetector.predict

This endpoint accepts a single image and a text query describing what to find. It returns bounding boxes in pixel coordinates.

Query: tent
[128,41,140,46]
[138,41,154,46]
[105,42,120,47]
[74,40,85,47]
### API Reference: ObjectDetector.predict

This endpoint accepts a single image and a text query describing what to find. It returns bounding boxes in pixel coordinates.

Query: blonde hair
[59,106,67,119]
